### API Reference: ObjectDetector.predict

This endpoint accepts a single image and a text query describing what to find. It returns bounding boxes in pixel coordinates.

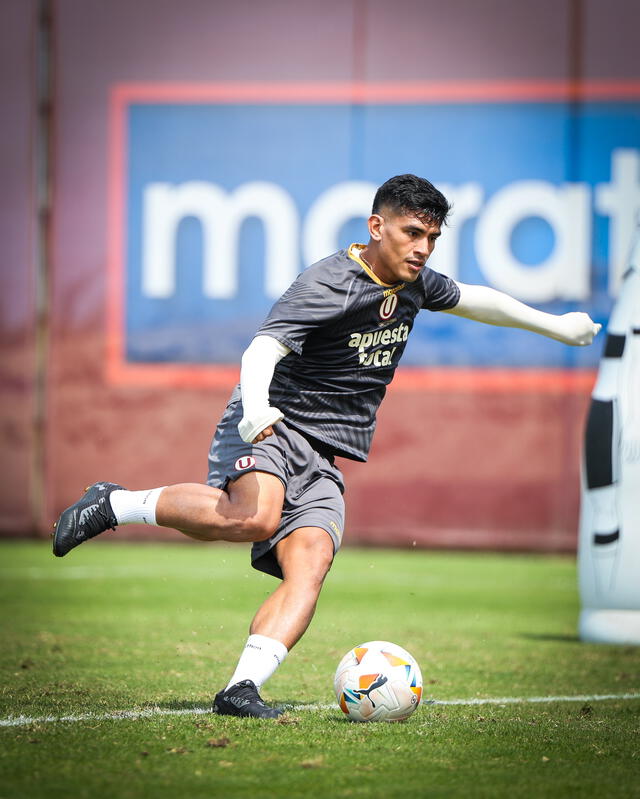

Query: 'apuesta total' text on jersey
[252,244,460,461]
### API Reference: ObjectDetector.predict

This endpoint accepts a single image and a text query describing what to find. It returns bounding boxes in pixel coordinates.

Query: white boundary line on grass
[2,693,639,729]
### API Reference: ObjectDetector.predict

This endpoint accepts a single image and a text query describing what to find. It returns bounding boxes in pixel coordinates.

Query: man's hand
[251,425,275,444]
[238,408,284,444]
[554,313,602,346]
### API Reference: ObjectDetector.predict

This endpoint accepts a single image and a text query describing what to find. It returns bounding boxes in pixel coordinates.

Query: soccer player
[52,174,601,718]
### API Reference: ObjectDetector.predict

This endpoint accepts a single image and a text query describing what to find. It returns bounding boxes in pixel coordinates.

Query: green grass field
[1,540,638,798]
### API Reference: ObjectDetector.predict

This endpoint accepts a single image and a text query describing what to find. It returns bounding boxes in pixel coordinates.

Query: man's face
[367,209,442,284]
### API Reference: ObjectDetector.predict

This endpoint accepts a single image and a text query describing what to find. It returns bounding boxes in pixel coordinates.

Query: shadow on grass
[142,699,210,711]
[520,633,581,643]
[142,698,343,720]
[276,699,336,709]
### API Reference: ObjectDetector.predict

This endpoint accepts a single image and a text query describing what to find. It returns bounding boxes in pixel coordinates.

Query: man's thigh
[227,470,285,536]
[252,470,345,578]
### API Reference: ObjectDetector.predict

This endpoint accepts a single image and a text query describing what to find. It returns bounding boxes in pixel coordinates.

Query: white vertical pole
[578,227,640,643]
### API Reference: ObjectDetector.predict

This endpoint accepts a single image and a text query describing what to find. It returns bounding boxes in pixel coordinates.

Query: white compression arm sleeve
[444,282,601,346]
[238,335,291,443]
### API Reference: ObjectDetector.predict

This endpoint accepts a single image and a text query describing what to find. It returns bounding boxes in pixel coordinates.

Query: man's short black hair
[372,174,451,226]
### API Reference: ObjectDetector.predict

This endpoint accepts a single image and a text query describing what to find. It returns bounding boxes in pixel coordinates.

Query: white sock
[226,634,289,690]
[109,487,167,526]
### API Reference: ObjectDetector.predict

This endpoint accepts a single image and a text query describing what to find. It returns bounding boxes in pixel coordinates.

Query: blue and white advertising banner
[107,83,640,383]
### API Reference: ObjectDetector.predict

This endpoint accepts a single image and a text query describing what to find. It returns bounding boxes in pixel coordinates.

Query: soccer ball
[334,640,423,722]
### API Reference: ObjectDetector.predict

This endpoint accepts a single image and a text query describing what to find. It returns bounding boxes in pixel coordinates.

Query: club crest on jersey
[235,456,256,471]
[379,294,398,320]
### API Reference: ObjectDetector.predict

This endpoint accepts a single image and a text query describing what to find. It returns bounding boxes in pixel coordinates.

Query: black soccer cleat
[213,679,283,719]
[52,482,124,557]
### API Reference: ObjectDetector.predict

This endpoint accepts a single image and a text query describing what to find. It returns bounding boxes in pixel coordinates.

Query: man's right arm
[238,336,292,444]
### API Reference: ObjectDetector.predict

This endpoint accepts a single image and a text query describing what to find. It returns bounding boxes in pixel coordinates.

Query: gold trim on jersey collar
[348,243,396,288]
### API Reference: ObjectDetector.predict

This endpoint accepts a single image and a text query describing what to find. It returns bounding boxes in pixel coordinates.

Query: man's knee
[277,527,335,583]
[226,471,284,542]
[239,513,279,543]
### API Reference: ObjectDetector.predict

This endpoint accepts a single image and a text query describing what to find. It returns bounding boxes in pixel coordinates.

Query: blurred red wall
[1,0,637,550]
[0,0,37,535]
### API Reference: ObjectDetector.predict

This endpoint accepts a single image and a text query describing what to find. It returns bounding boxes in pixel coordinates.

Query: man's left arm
[443,282,602,346]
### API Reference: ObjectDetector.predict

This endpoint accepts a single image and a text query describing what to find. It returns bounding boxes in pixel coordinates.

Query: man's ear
[368,213,383,242]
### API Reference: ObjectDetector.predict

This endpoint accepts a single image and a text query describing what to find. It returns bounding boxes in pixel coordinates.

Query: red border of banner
[106,79,640,392]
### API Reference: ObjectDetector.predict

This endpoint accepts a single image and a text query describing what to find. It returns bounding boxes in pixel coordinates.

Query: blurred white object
[578,227,640,644]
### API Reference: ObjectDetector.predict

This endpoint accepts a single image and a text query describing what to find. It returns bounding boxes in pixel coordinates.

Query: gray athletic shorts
[206,398,345,579]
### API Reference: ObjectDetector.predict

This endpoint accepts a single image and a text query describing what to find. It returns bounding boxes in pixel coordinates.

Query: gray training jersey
[252,243,460,462]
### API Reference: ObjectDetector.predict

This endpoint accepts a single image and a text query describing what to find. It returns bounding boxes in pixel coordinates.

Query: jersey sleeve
[255,267,347,354]
[420,268,461,311]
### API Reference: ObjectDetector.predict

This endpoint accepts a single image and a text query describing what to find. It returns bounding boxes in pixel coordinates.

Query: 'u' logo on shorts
[235,456,256,471]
